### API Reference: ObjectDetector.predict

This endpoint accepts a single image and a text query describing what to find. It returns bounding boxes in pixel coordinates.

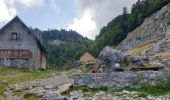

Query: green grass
[24,92,37,100]
[0,67,63,96]
[79,65,93,73]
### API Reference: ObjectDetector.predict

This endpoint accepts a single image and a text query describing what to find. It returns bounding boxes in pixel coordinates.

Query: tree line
[88,0,170,57]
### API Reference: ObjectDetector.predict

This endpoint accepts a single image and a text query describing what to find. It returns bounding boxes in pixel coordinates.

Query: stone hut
[80,52,96,64]
[0,16,47,70]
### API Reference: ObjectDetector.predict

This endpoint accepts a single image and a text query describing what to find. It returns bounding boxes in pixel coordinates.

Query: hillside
[41,29,92,67]
[118,3,170,51]
[117,3,170,67]
[89,0,170,57]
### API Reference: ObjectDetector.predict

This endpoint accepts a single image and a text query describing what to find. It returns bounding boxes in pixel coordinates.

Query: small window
[11,32,18,40]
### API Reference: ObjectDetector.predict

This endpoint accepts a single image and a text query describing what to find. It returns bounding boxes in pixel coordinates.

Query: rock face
[118,3,170,52]
[116,3,170,67]
[75,71,168,88]
[97,46,124,70]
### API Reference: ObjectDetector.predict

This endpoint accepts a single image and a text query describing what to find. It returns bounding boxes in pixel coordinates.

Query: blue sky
[0,0,137,40]
[0,0,76,29]
[17,0,76,29]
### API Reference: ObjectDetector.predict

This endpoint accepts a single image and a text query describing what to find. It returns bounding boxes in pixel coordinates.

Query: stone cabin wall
[75,71,169,88]
[0,19,45,69]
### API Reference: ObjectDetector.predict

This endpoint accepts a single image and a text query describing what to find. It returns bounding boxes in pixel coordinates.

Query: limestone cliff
[117,3,170,67]
[118,3,170,52]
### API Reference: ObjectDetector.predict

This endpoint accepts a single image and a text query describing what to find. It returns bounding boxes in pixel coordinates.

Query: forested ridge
[88,0,170,57]
[42,29,92,67]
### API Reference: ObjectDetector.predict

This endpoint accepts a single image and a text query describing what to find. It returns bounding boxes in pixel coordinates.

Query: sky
[0,0,137,40]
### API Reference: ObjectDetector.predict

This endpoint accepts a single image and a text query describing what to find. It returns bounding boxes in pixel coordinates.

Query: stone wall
[0,58,33,68]
[74,71,169,88]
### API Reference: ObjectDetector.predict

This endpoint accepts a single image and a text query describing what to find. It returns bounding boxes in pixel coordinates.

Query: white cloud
[49,0,60,13]
[18,0,44,7]
[0,0,16,22]
[0,0,46,23]
[71,0,138,39]
[68,10,96,39]
[0,0,60,23]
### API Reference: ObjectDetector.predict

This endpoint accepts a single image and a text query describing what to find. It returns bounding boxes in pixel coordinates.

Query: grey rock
[44,90,65,100]
[29,87,45,96]
[57,83,73,93]
[69,90,84,100]
[14,83,28,91]
[149,74,156,78]
[118,4,170,52]
[97,46,124,70]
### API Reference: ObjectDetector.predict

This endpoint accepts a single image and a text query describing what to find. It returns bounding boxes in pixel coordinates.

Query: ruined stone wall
[75,71,169,88]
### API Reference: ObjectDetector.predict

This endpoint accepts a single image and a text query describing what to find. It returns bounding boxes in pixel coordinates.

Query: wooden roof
[80,52,96,62]
[0,16,47,55]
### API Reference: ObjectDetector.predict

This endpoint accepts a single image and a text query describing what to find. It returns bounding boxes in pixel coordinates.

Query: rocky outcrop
[98,46,124,62]
[115,3,170,67]
[96,46,145,71]
[118,3,170,52]
[96,46,124,70]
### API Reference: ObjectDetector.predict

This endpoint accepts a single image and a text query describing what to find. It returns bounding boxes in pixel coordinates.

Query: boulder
[29,87,45,96]
[98,46,124,62]
[44,90,65,100]
[69,90,84,100]
[97,46,124,70]
[14,83,28,92]
[57,83,73,93]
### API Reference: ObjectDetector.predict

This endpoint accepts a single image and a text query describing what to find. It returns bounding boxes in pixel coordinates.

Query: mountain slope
[118,3,170,51]
[118,3,170,67]
[89,0,170,57]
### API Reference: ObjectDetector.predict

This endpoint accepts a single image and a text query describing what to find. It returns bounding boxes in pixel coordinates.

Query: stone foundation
[0,58,33,68]
[74,71,169,88]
